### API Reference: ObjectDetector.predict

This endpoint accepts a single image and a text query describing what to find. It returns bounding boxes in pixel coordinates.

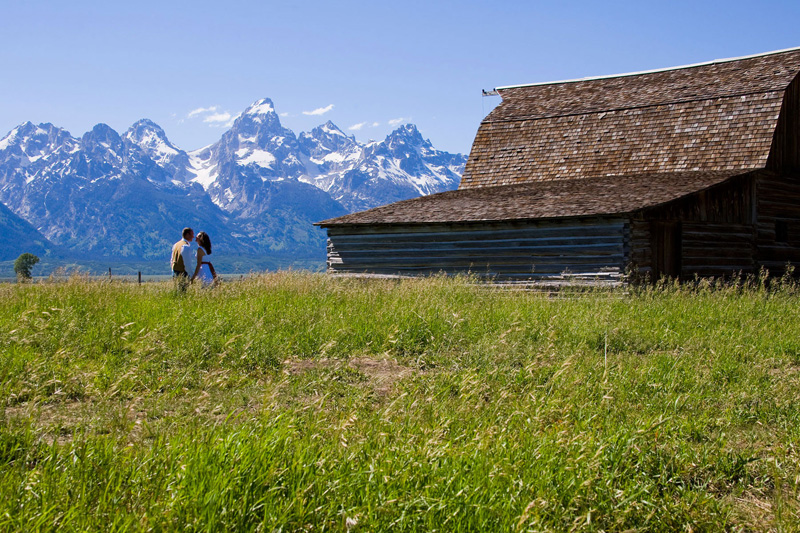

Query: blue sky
[1,0,798,154]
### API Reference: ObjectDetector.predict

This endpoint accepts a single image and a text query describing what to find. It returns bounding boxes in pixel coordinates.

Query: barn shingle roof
[460,48,800,189]
[317,170,748,226]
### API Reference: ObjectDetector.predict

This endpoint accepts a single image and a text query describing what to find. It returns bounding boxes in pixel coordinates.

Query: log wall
[326,218,629,281]
[630,174,756,279]
[628,220,653,277]
[324,171,800,283]
[680,222,755,277]
[755,172,800,274]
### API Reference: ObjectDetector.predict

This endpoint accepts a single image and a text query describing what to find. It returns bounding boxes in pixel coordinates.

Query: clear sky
[1,0,798,155]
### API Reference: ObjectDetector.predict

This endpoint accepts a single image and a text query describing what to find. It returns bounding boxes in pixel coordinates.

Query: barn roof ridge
[483,88,785,124]
[494,46,800,92]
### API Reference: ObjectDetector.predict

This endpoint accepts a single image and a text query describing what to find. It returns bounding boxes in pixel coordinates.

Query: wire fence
[1,273,175,284]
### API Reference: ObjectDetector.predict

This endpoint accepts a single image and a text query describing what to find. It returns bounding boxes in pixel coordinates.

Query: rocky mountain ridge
[0,98,466,265]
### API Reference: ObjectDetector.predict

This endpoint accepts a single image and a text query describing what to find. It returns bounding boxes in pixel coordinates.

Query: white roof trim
[495,46,800,91]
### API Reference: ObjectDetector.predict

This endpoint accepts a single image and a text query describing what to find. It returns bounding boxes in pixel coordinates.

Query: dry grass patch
[726,489,800,531]
[282,355,414,397]
[2,384,268,445]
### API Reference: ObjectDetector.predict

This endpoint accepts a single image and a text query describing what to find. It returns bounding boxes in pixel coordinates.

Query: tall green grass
[1,273,799,530]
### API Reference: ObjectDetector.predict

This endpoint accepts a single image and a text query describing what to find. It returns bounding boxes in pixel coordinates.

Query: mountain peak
[0,122,74,154]
[244,98,276,116]
[386,123,427,147]
[125,119,169,143]
[317,120,348,138]
[87,123,119,137]
[129,118,163,131]
[7,121,56,139]
[397,123,420,136]
[124,119,182,166]
[298,120,357,160]
[81,124,122,151]
[229,98,282,131]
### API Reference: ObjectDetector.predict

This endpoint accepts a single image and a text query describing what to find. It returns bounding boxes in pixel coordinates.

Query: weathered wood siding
[630,174,756,279]
[758,73,800,275]
[755,172,800,274]
[680,222,755,277]
[628,220,653,276]
[326,219,629,281]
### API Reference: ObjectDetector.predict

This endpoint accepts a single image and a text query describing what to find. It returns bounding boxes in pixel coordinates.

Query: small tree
[14,253,40,280]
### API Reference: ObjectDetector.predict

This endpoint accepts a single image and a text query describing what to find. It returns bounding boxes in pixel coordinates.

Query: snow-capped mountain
[188,99,313,213]
[313,123,464,212]
[0,98,466,264]
[0,121,244,259]
[291,119,464,212]
[184,98,464,213]
[297,121,363,189]
[123,119,192,182]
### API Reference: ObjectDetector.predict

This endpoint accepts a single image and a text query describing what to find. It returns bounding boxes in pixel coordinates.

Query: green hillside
[0,202,52,261]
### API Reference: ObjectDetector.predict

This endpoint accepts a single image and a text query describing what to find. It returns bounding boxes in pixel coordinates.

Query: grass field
[1,273,799,531]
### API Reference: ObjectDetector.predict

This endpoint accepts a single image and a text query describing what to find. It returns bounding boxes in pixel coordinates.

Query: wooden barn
[316,48,800,282]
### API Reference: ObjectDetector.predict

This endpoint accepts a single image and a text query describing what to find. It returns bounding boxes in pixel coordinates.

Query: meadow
[1,272,799,531]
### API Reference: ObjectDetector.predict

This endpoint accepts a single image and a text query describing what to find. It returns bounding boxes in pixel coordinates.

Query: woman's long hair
[196,232,212,254]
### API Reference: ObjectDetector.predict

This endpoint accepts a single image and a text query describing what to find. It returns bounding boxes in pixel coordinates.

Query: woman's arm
[190,249,205,281]
[208,262,217,280]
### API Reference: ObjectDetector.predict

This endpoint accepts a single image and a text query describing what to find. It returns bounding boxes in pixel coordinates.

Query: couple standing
[171,227,218,286]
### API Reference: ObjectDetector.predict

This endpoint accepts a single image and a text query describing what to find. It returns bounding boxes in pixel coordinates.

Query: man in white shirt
[171,227,194,284]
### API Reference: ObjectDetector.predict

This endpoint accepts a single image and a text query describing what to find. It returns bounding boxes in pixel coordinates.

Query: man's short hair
[182,227,194,238]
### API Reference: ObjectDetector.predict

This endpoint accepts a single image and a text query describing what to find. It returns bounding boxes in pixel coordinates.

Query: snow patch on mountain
[0,130,19,151]
[128,128,178,163]
[238,149,276,169]
[246,99,275,116]
[187,148,218,189]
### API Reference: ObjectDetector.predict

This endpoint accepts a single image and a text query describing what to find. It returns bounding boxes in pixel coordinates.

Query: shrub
[13,253,39,280]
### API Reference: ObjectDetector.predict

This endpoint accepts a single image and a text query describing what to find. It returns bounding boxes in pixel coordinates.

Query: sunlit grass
[1,273,799,530]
